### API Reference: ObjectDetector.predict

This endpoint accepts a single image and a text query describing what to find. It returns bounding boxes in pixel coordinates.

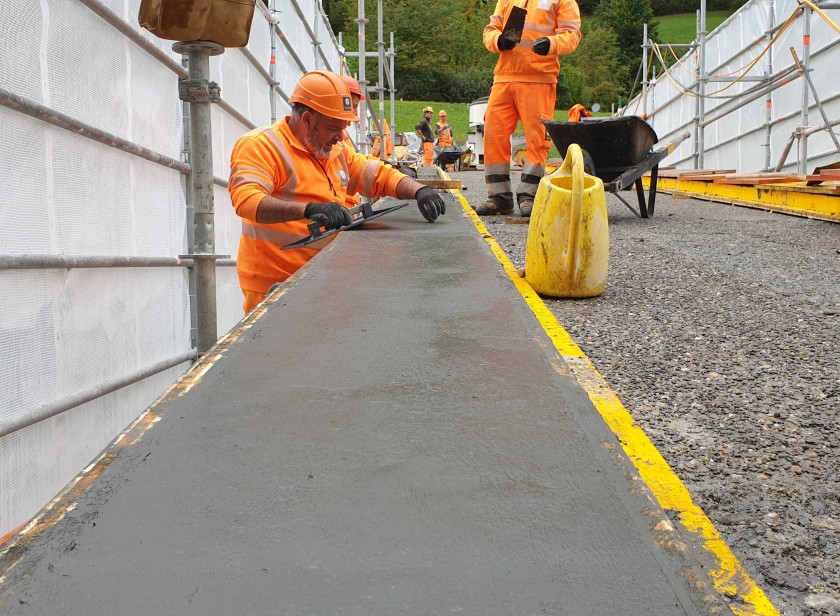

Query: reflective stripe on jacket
[229,118,406,294]
[483,0,581,85]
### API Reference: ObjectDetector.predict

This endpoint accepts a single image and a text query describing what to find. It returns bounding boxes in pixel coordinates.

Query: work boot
[519,200,534,218]
[475,199,514,216]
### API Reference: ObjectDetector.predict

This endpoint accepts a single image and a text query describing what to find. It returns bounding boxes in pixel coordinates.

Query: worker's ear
[301,108,317,129]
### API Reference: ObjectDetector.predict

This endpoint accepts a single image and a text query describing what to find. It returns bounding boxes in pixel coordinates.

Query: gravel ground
[450,167,840,616]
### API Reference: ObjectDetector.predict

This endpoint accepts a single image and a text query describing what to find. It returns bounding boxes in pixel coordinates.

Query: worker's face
[302,109,348,159]
[350,94,361,113]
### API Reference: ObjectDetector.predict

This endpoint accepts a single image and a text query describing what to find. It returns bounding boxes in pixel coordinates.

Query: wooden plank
[644,169,734,179]
[679,171,737,181]
[714,177,802,185]
[416,179,462,189]
[722,172,804,180]
[818,168,840,178]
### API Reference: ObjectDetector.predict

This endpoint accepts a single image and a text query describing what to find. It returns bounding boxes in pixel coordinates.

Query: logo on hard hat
[343,96,351,111]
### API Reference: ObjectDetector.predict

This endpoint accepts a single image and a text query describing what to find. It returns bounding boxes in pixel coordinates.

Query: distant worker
[435,110,454,148]
[477,0,582,217]
[371,117,394,159]
[229,70,446,314]
[434,110,456,171]
[415,106,435,166]
[568,103,593,122]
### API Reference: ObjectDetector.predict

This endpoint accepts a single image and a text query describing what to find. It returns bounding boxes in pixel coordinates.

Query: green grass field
[655,10,733,44]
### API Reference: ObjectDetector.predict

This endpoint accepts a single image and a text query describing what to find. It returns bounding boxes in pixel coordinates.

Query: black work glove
[414,186,445,223]
[532,37,551,55]
[304,202,352,230]
[497,35,517,51]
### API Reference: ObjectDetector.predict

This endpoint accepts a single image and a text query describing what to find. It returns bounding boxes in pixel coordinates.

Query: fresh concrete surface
[0,198,719,615]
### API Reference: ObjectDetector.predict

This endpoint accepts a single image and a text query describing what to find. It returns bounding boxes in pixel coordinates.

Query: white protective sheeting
[627,0,840,173]
[0,0,342,538]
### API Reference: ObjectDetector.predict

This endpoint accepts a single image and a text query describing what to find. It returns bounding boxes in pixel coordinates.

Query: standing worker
[435,110,454,148]
[415,106,435,166]
[435,110,455,171]
[229,71,446,314]
[477,0,581,217]
[371,117,394,159]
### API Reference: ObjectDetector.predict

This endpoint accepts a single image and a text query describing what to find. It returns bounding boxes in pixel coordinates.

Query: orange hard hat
[341,75,365,100]
[438,110,447,116]
[290,71,360,122]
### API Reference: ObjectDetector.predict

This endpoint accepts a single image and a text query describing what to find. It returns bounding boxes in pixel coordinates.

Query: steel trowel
[281,201,410,250]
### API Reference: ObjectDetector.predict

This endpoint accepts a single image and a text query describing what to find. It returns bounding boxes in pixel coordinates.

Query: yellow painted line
[648,176,840,223]
[446,175,779,616]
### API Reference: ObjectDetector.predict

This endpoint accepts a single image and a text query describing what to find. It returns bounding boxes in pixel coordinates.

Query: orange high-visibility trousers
[484,82,555,207]
[422,141,434,165]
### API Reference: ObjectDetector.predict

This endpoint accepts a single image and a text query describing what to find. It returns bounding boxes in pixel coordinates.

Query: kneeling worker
[229,70,446,314]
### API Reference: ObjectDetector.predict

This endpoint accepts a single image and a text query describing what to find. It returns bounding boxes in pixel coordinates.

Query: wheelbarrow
[434,146,467,171]
[542,116,689,218]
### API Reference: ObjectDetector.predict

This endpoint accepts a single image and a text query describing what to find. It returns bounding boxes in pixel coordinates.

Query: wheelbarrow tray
[542,116,688,218]
[434,146,466,170]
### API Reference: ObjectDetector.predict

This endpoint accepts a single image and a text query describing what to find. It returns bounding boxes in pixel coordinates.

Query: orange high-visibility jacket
[436,121,454,147]
[568,103,593,122]
[483,0,581,84]
[229,118,406,294]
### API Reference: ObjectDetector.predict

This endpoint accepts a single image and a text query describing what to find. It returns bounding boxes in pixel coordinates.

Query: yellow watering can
[524,143,609,298]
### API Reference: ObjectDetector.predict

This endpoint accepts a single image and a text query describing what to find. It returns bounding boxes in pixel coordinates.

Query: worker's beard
[304,126,334,160]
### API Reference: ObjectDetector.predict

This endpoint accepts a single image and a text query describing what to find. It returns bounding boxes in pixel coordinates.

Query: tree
[561,25,631,108]
[594,0,657,73]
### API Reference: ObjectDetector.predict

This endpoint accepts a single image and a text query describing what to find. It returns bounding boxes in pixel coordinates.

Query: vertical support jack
[174,41,229,354]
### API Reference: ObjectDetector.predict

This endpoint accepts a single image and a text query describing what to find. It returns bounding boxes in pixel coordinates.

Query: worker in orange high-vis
[435,110,456,170]
[341,75,365,207]
[477,0,581,218]
[435,110,454,148]
[567,102,593,122]
[229,71,446,314]
[371,117,394,159]
[415,106,435,166]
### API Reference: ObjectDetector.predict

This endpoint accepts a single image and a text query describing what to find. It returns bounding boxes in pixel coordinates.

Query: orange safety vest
[436,121,454,147]
[229,118,406,294]
[483,0,581,85]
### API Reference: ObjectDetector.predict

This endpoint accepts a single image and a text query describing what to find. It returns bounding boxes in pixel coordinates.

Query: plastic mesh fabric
[629,0,840,172]
[0,3,44,103]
